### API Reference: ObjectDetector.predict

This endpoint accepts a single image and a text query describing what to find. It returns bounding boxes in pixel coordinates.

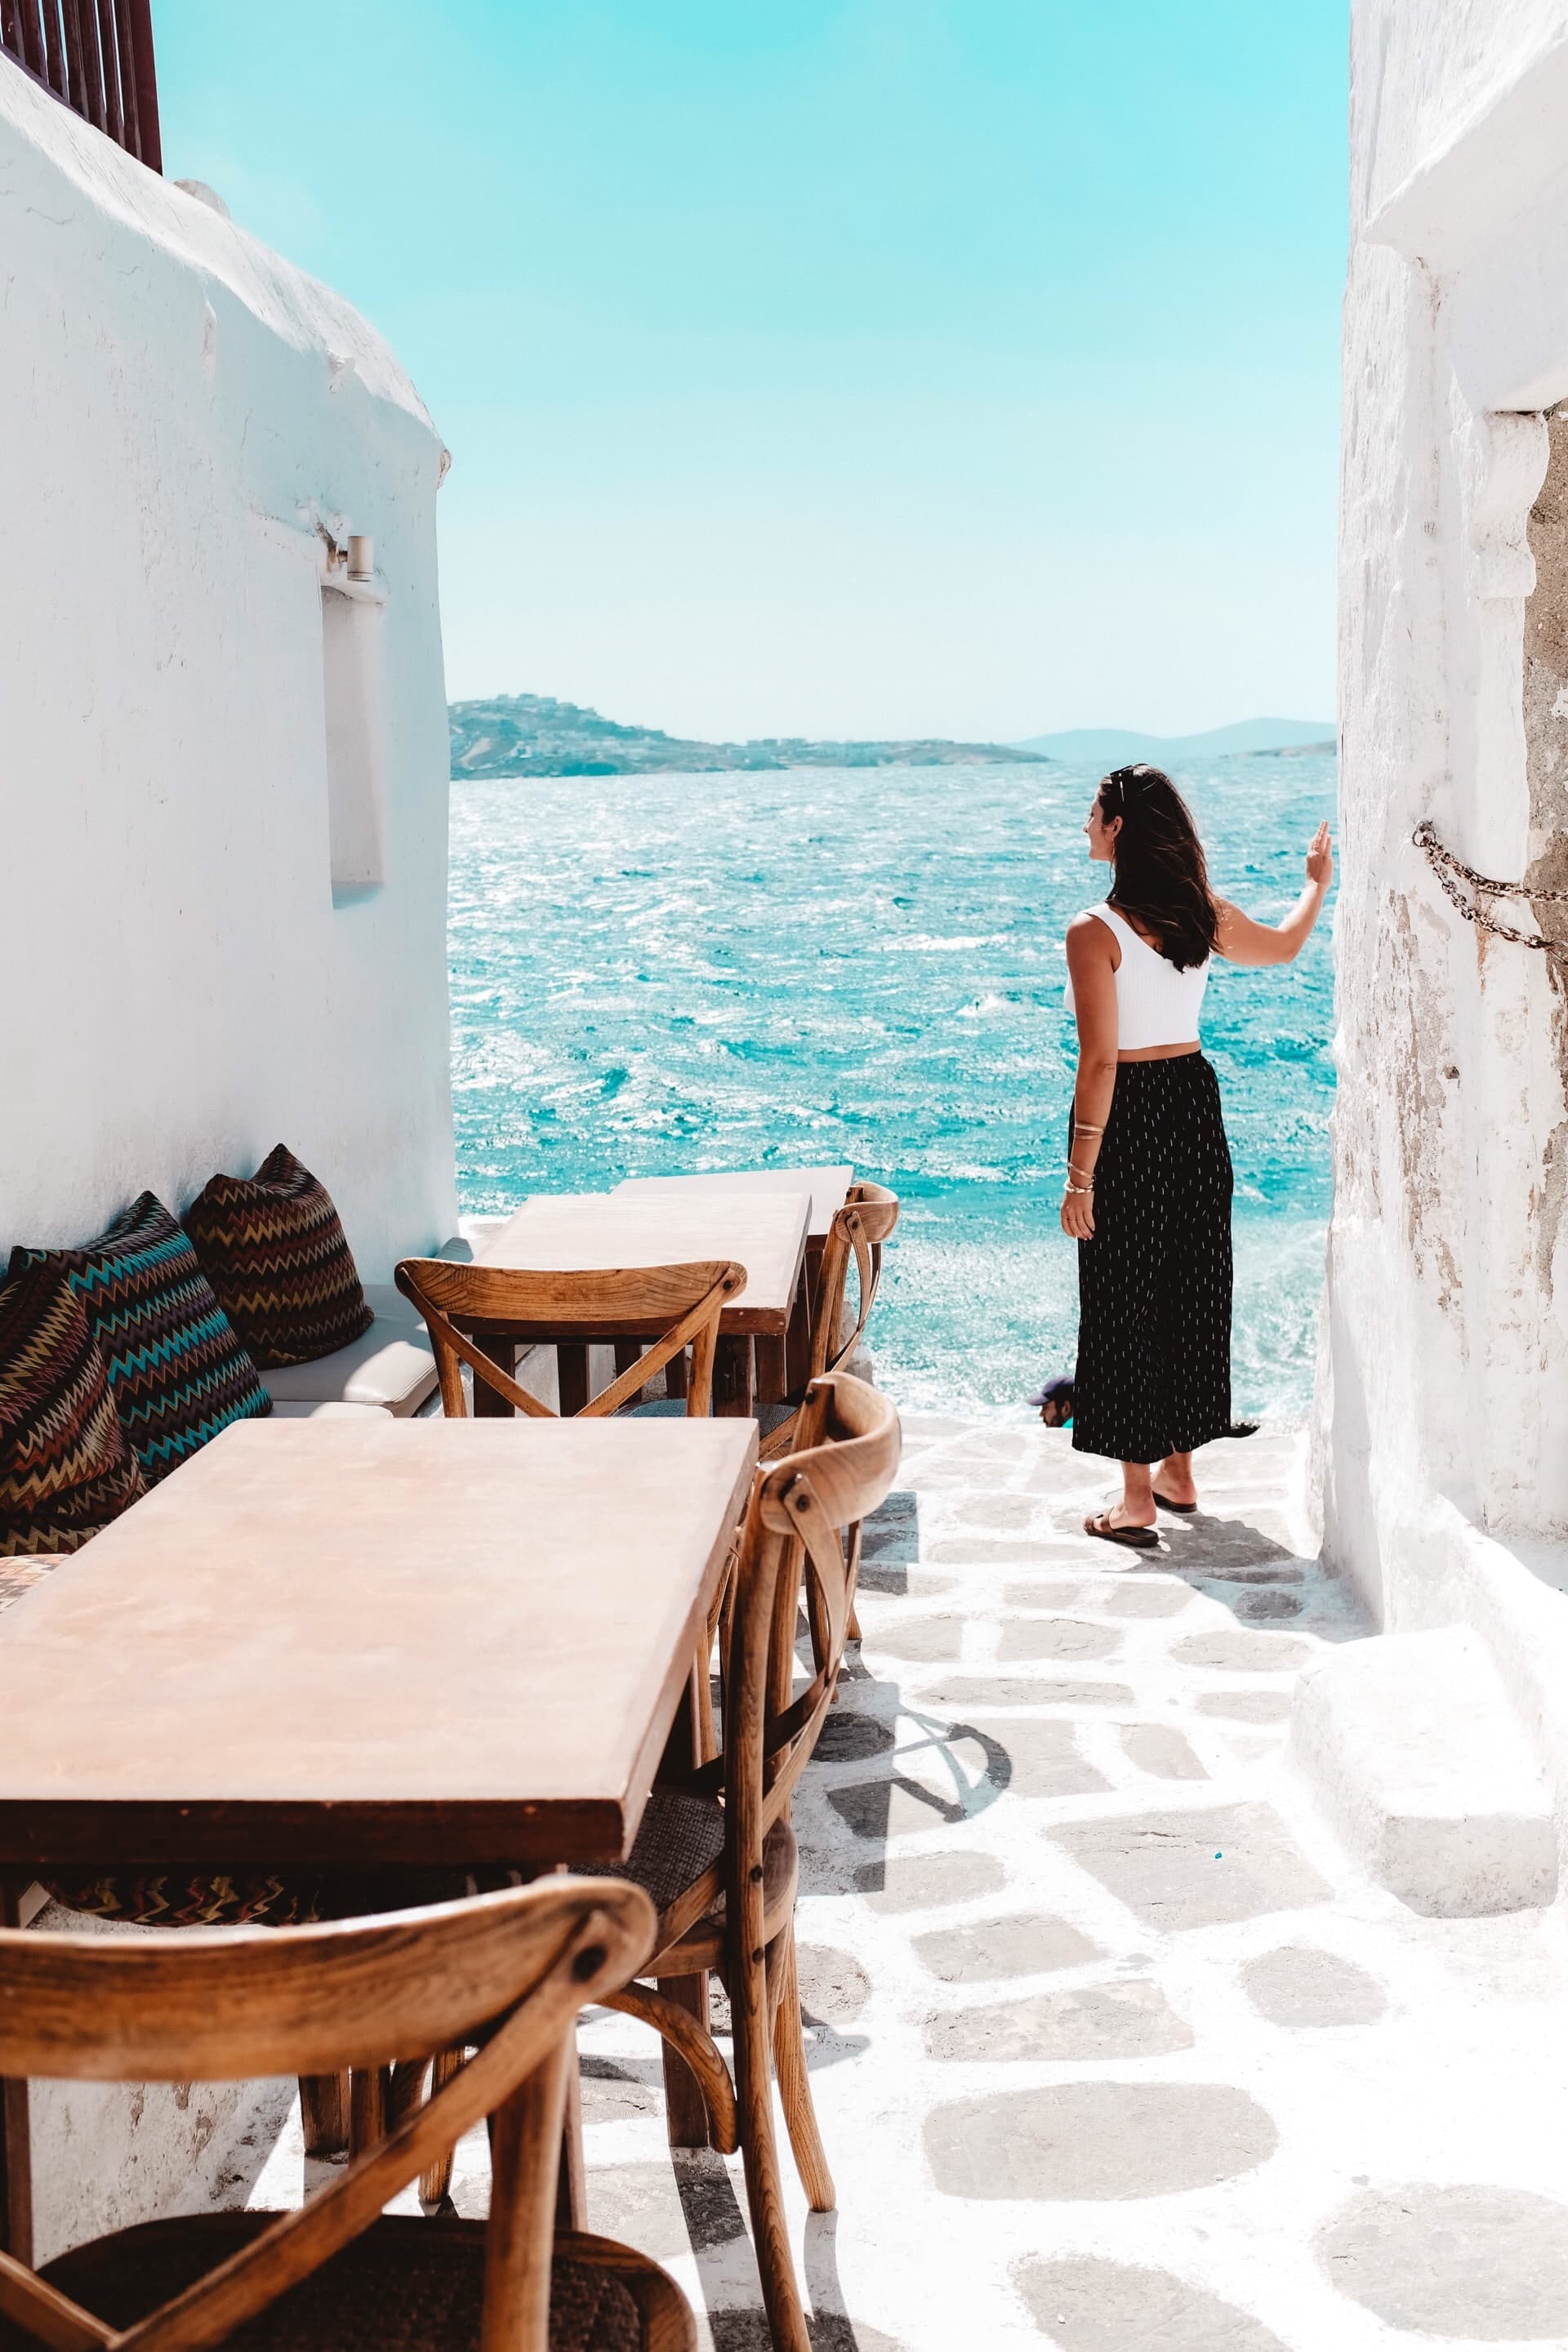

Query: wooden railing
[1,0,161,172]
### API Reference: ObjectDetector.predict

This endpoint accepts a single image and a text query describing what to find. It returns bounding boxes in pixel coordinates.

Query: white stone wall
[0,69,456,1276]
[1326,1,1568,1622]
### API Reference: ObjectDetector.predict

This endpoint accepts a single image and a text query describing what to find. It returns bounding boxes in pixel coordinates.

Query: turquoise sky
[155,2,1347,742]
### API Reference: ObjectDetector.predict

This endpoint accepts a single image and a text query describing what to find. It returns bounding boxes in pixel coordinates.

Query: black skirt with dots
[1071,1054,1233,1464]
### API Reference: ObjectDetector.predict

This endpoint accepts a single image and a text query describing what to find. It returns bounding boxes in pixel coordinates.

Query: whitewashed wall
[1325,4,1568,1624]
[0,69,456,1277]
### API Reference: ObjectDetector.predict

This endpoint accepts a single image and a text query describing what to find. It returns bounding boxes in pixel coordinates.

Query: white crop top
[1063,904,1209,1049]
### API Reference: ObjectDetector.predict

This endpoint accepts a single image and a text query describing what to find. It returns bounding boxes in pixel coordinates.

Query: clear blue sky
[155,1,1347,742]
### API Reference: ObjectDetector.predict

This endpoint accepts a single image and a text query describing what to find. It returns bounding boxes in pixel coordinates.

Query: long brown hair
[1098,764,1219,971]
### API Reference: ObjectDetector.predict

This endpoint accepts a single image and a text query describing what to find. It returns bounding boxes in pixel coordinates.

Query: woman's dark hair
[1098,764,1219,970]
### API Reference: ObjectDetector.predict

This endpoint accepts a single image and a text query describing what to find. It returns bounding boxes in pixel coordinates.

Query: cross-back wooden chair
[394,1260,746,1420]
[759,1183,898,1464]
[592,1372,901,2352]
[0,1879,696,2352]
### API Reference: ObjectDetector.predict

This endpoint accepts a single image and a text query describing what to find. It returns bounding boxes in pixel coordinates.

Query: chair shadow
[1156,1514,1362,1640]
[672,2156,884,2348]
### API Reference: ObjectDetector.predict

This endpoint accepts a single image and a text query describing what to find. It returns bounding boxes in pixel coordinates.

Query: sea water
[449,754,1336,1422]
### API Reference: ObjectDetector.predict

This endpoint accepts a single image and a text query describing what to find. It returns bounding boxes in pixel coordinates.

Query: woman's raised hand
[1306,821,1334,889]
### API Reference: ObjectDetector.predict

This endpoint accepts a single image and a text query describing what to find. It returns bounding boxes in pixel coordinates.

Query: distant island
[448,693,1049,777]
[1013,717,1336,762]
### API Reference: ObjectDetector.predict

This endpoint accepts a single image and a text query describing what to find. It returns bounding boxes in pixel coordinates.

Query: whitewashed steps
[1290,1626,1557,1917]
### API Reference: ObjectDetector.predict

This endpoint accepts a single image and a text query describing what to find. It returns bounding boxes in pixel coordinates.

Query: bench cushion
[261,1320,437,1416]
[9,1196,270,1486]
[0,1266,145,1555]
[185,1144,375,1368]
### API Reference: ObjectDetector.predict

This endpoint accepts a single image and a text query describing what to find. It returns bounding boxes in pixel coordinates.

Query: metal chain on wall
[1414,821,1568,960]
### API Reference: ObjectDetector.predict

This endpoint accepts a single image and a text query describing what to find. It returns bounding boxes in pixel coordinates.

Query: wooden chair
[594,1372,901,2352]
[394,1259,746,1420]
[759,1183,898,1463]
[0,1878,696,2352]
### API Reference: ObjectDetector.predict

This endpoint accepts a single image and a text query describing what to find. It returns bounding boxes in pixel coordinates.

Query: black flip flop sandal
[1153,1492,1197,1514]
[1084,1511,1159,1550]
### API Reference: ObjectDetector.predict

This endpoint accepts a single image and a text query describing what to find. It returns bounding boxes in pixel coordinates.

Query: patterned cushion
[0,1264,145,1555]
[184,1144,374,1369]
[9,1194,271,1486]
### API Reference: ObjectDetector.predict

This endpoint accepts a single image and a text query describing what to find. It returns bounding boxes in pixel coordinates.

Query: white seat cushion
[261,1317,437,1416]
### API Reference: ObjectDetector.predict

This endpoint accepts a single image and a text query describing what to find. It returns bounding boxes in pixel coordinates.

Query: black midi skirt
[1071,1054,1233,1464]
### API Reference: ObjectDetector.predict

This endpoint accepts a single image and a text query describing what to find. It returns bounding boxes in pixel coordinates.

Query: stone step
[1289,1625,1558,1917]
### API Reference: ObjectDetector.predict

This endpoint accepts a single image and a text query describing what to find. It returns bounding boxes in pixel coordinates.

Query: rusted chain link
[1413,820,1568,959]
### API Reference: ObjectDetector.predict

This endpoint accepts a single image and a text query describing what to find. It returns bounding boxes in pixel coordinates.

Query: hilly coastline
[448,694,1049,777]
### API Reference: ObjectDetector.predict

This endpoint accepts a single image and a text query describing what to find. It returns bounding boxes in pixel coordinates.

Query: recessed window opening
[320,536,387,902]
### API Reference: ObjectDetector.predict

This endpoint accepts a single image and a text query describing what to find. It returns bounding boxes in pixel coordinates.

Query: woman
[1061,764,1331,1547]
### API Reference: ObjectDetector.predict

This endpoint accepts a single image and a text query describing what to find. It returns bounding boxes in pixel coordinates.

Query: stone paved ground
[247,1415,1568,2348]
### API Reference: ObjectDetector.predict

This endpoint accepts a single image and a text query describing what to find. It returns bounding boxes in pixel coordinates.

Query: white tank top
[1063,903,1209,1049]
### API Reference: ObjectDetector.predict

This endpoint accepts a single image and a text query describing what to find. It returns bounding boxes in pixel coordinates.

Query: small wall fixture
[347,534,375,581]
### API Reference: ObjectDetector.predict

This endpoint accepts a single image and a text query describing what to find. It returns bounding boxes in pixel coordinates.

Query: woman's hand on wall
[1305,820,1333,889]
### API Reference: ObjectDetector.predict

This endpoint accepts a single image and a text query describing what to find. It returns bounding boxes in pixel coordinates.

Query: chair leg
[770,1922,835,2212]
[299,2072,350,2158]
[349,2065,388,2157]
[420,2047,468,2206]
[732,1944,811,2352]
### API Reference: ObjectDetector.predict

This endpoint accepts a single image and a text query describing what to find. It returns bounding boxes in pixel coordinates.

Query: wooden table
[613,1169,854,1394]
[476,1189,811,1416]
[612,1165,853,1241]
[0,1416,756,2249]
[0,1417,755,1872]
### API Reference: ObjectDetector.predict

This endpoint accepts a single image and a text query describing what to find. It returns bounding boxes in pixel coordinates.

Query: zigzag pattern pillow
[185,1144,374,1368]
[0,1263,146,1554]
[9,1195,271,1486]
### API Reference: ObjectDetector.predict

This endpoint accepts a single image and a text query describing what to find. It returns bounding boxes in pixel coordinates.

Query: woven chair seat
[7,2214,644,2352]
[599,1788,795,1930]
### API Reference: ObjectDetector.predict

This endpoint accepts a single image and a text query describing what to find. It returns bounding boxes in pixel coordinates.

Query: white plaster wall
[1326,2,1568,1629]
[0,68,456,1278]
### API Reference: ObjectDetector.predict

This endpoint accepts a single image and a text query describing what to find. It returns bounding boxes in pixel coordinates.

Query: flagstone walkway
[241,1412,1568,2349]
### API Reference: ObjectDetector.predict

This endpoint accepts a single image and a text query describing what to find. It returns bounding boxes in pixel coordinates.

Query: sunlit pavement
[247,1416,1568,2350]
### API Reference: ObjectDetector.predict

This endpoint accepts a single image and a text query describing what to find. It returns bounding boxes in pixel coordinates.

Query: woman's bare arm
[1062,914,1119,1241]
[1215,822,1333,967]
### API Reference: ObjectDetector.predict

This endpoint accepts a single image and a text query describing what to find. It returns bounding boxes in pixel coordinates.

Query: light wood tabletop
[478,1190,811,1337]
[612,1166,854,1243]
[0,1416,756,1873]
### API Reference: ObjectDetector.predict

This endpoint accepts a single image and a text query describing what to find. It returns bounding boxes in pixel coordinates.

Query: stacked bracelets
[1065,1119,1103,1196]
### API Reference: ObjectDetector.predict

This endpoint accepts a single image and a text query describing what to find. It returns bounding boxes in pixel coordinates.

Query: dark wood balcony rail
[1,0,161,172]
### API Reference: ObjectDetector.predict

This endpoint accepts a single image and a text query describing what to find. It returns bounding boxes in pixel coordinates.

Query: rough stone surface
[919,1676,1135,1708]
[1316,2185,1568,2338]
[795,1944,873,2025]
[1196,1690,1295,1725]
[1102,1579,1194,1619]
[924,1977,1192,2062]
[1241,1946,1388,2028]
[814,1709,898,1762]
[1120,1723,1209,1780]
[1016,2256,1289,2348]
[982,1718,1111,1800]
[925,2082,1277,2200]
[858,1613,965,1664]
[1173,1630,1314,1672]
[912,1913,1102,1983]
[1051,1805,1332,1931]
[854,1850,1008,1912]
[997,1618,1123,1664]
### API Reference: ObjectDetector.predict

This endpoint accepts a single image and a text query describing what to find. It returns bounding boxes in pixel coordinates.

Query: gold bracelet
[1064,1180,1094,1196]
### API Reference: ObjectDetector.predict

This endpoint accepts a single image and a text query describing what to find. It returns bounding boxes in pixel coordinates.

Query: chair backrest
[810,1182,899,1382]
[0,1878,653,2352]
[394,1257,746,1419]
[721,1373,900,1895]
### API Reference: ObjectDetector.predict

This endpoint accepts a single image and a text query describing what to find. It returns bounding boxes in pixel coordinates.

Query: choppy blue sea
[449,754,1336,1422]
